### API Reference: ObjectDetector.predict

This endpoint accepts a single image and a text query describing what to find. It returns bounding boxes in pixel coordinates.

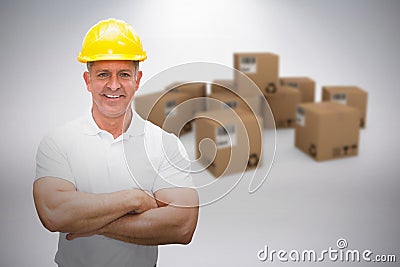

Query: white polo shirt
[35,110,193,267]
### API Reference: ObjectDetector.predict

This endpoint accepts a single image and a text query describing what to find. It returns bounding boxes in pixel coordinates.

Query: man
[33,18,199,267]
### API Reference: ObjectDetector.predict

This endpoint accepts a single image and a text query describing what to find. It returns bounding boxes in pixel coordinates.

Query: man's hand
[98,188,199,245]
[131,189,158,214]
[65,189,158,241]
[63,189,159,241]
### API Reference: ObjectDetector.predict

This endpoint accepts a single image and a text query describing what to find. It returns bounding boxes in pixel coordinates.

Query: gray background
[0,0,399,266]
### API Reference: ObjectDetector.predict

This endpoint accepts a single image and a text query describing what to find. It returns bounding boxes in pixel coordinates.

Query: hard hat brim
[77,53,147,63]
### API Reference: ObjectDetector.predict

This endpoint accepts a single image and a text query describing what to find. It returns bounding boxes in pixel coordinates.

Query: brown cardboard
[211,79,235,94]
[234,52,279,96]
[207,91,261,117]
[322,86,368,128]
[165,81,207,115]
[134,91,193,136]
[295,102,360,161]
[280,77,315,103]
[195,109,263,177]
[263,85,301,128]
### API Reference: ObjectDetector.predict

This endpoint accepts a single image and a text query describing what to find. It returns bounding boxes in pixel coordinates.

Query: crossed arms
[33,177,199,245]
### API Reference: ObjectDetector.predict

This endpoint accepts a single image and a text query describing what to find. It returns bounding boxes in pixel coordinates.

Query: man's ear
[134,71,143,93]
[83,71,91,92]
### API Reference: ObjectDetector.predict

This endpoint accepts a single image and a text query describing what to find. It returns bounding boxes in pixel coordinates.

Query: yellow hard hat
[77,18,147,63]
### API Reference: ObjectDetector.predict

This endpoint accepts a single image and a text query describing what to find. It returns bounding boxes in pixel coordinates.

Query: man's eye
[120,73,131,78]
[97,73,109,78]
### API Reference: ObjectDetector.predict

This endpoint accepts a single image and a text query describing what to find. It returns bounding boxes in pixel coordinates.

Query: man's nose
[107,75,121,90]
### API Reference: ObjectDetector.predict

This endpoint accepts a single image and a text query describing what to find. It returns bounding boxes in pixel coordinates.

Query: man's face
[84,60,142,119]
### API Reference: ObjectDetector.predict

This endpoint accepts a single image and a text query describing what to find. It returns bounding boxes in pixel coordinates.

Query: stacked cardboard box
[163,81,207,133]
[195,109,263,177]
[134,91,193,136]
[280,77,316,103]
[233,52,281,130]
[263,86,301,128]
[322,86,368,128]
[165,81,207,115]
[295,102,360,161]
[234,52,279,95]
[207,91,261,117]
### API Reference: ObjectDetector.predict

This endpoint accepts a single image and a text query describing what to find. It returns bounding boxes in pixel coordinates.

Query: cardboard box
[195,109,263,177]
[207,91,262,117]
[210,79,235,94]
[263,86,301,128]
[295,102,360,161]
[234,52,279,96]
[322,86,368,128]
[280,77,315,103]
[134,91,193,136]
[165,81,207,115]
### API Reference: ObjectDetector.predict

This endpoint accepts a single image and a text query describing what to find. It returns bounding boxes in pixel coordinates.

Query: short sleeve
[152,132,194,192]
[35,134,76,186]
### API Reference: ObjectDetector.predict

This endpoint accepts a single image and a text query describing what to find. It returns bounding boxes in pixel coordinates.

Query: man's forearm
[33,177,157,234]
[100,205,198,245]
[65,187,199,245]
[98,188,199,245]
[46,190,137,233]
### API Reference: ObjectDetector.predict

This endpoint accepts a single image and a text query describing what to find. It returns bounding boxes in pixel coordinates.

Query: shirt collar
[83,109,146,138]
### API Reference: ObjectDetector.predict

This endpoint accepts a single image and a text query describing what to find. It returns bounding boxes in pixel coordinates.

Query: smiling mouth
[104,94,123,99]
